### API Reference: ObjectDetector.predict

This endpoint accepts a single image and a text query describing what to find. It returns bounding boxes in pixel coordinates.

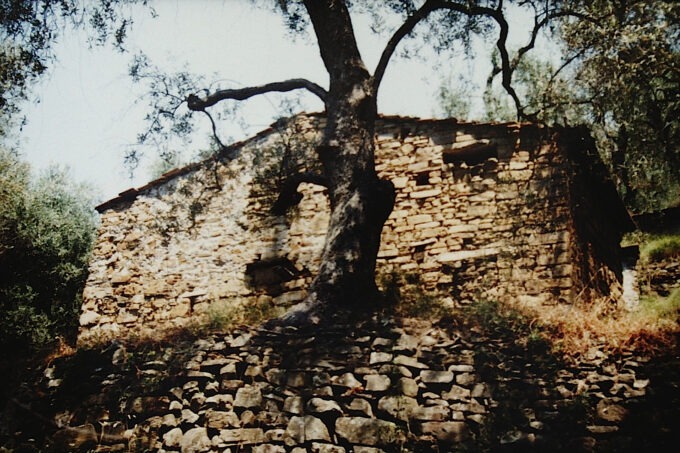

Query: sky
[17,1,545,203]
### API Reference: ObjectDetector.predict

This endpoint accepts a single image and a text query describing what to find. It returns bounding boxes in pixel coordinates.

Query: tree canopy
[562,0,679,211]
[0,0,142,139]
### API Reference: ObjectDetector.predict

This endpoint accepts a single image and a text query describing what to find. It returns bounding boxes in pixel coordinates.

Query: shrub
[640,234,680,263]
[0,149,98,352]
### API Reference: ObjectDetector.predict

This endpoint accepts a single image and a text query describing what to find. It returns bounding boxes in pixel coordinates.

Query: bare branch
[513,10,600,69]
[373,0,438,93]
[200,109,228,152]
[186,78,327,111]
[373,0,504,94]
[525,96,596,122]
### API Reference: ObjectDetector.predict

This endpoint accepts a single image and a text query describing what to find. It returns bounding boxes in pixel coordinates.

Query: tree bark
[278,0,396,323]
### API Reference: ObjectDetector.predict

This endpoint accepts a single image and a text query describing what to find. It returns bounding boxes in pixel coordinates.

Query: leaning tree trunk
[282,0,396,322]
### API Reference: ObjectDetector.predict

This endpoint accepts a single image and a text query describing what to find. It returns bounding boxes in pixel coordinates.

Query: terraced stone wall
[39,318,674,452]
[78,115,629,343]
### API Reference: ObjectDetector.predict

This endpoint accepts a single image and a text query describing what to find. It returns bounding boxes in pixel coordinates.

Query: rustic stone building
[78,114,633,343]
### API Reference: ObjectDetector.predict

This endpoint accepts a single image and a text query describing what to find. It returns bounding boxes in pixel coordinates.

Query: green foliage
[199,297,284,334]
[560,0,679,212]
[640,233,680,263]
[640,287,680,320]
[436,75,473,120]
[437,1,679,212]
[0,149,98,351]
[0,1,145,140]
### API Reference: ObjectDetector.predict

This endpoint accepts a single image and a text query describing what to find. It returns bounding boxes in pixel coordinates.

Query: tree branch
[373,0,503,96]
[186,78,327,111]
[271,172,329,215]
[512,9,599,69]
[303,0,367,83]
[373,0,438,93]
[490,10,525,120]
[200,109,228,152]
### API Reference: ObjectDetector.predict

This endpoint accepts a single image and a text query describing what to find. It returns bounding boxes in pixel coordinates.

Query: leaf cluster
[558,1,679,211]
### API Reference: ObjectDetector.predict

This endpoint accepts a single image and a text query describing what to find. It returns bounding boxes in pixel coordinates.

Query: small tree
[0,149,97,350]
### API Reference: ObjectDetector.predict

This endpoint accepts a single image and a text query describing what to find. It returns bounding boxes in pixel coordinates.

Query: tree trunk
[280,0,396,323]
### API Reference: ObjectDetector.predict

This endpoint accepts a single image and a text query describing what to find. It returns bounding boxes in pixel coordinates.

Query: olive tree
[560,0,679,211]
[3,0,598,324]
[442,1,679,212]
[180,1,604,323]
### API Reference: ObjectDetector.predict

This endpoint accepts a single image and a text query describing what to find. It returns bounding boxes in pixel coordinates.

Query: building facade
[78,115,633,343]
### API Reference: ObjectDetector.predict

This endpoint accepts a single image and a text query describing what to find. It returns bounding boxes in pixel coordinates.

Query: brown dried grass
[510,289,680,358]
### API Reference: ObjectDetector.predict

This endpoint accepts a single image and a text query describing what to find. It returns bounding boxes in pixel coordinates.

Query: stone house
[78,114,634,343]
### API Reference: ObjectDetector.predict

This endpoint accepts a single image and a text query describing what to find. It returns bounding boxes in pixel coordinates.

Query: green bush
[0,149,98,352]
[640,234,680,263]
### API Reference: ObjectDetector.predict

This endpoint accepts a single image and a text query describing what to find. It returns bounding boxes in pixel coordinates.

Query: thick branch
[303,0,367,83]
[373,0,506,98]
[271,172,329,215]
[482,8,525,119]
[373,0,439,93]
[186,78,327,111]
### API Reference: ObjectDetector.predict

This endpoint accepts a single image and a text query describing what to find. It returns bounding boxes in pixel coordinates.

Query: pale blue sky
[17,1,544,202]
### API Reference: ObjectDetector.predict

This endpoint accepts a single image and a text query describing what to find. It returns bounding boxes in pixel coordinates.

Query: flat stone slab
[421,421,470,442]
[393,355,428,369]
[234,386,262,408]
[335,417,401,446]
[365,375,391,392]
[378,396,419,421]
[218,428,264,445]
[284,416,331,445]
[420,370,454,384]
[437,248,499,263]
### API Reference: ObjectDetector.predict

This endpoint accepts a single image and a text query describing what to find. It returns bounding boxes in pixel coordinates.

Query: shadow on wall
[242,117,324,302]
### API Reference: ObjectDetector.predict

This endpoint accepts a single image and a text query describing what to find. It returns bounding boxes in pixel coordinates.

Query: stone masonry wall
[374,119,575,307]
[34,317,676,452]
[78,115,627,344]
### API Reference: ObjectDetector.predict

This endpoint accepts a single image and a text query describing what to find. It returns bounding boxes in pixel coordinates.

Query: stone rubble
[12,316,677,452]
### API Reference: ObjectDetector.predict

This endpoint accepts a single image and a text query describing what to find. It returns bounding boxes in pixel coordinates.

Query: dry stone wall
[374,120,576,307]
[25,316,678,452]
[79,115,630,343]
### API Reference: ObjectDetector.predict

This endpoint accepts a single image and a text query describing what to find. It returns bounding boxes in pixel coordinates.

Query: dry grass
[201,296,286,332]
[505,289,680,358]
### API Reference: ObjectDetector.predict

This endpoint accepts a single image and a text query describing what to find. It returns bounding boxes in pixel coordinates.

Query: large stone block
[335,417,401,446]
[284,416,331,445]
[420,421,470,442]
